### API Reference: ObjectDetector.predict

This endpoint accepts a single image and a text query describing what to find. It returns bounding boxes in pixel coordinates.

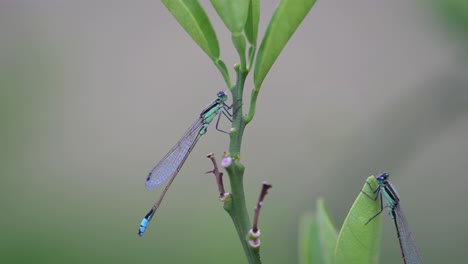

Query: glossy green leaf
[210,0,250,33]
[162,0,220,60]
[254,0,317,88]
[244,0,260,45]
[334,176,382,264]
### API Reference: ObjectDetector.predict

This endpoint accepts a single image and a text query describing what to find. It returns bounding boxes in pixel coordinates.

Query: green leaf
[316,199,338,264]
[299,213,319,264]
[244,0,260,45]
[254,0,317,89]
[247,46,256,70]
[214,58,232,88]
[162,0,220,60]
[334,176,382,264]
[299,199,338,264]
[210,0,250,33]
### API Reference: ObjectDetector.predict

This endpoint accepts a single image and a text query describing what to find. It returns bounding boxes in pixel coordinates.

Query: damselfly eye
[378,172,390,181]
[217,91,225,97]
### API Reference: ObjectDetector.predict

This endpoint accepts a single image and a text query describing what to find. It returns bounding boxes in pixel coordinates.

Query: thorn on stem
[252,181,272,233]
[206,153,228,199]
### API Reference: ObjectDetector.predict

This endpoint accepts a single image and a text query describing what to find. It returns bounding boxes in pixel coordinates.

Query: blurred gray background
[1,0,467,263]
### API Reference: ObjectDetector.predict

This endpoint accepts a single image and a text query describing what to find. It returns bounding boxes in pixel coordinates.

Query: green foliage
[299,213,318,264]
[300,177,384,264]
[244,0,260,46]
[299,199,338,264]
[316,199,339,264]
[432,0,468,37]
[254,0,317,89]
[214,59,232,87]
[210,0,250,33]
[161,0,220,60]
[232,33,248,71]
[334,176,382,264]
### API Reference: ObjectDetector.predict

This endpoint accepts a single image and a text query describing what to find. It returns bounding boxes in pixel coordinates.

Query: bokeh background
[1,0,467,263]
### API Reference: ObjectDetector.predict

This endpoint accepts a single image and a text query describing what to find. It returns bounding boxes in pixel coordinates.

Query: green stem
[244,87,259,124]
[232,33,247,72]
[229,65,246,156]
[225,66,261,264]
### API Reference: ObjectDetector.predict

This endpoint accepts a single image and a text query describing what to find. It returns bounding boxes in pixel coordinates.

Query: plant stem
[244,87,259,124]
[225,67,261,264]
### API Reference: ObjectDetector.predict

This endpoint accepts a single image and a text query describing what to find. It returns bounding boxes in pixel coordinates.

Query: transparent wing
[145,117,204,190]
[393,205,424,264]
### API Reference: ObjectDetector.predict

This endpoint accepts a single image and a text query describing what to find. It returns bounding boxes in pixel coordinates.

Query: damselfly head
[217,91,228,101]
[376,172,390,183]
